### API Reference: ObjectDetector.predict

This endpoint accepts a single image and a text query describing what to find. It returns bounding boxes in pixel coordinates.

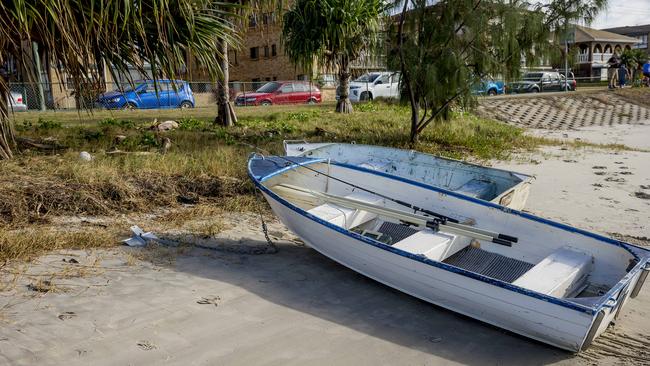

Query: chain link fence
[7,80,341,111]
[8,73,636,112]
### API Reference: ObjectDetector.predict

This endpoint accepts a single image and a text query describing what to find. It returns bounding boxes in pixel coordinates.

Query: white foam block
[513,247,593,298]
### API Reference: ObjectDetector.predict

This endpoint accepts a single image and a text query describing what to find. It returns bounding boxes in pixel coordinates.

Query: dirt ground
[1,109,649,365]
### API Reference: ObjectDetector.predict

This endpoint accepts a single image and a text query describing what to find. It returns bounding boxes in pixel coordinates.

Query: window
[265,77,271,81]
[264,46,269,58]
[297,74,305,81]
[376,74,390,84]
[248,15,257,27]
[633,35,648,49]
[271,44,277,57]
[262,12,275,25]
[280,84,293,93]
[229,50,238,66]
[293,83,307,92]
[272,76,277,81]
[250,47,259,60]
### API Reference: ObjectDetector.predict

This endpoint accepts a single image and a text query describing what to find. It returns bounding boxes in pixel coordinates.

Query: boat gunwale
[248,156,650,315]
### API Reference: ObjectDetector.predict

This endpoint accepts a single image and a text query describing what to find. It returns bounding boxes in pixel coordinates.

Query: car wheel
[123,102,137,110]
[487,89,497,96]
[530,88,539,93]
[260,100,272,106]
[359,91,372,101]
[307,98,317,105]
[180,101,193,109]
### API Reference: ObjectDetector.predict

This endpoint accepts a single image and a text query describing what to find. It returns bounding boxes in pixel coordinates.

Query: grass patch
[9,103,537,160]
[2,102,546,262]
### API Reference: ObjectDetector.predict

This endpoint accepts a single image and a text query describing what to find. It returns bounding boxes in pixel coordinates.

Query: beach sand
[1,127,649,365]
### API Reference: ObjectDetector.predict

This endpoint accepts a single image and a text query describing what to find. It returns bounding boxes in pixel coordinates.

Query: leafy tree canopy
[389,0,607,143]
[282,0,388,113]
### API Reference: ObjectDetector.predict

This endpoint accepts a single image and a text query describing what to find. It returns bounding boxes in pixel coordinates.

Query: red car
[235,81,321,106]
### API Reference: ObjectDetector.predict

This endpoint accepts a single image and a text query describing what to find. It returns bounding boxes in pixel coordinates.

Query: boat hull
[284,142,533,210]
[249,156,649,352]
[263,190,597,351]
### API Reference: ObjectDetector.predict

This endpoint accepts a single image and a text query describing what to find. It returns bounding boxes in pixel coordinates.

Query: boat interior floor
[375,221,535,284]
[443,246,535,283]
[376,222,418,243]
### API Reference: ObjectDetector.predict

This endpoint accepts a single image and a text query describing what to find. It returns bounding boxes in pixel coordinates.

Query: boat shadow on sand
[165,234,578,365]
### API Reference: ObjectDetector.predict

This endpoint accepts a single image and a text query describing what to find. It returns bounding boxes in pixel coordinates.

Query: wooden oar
[274,184,515,247]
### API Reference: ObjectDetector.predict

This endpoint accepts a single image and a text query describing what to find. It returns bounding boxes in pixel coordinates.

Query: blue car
[472,79,505,96]
[97,79,195,109]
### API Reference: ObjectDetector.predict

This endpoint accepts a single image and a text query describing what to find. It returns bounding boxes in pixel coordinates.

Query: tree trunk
[397,0,420,145]
[215,38,236,126]
[335,58,353,113]
[0,82,15,159]
[409,100,420,144]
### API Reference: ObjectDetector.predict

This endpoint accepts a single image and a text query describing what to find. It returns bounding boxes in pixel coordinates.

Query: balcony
[576,52,612,64]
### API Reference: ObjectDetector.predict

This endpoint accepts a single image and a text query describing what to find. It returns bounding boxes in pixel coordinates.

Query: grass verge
[2,102,545,262]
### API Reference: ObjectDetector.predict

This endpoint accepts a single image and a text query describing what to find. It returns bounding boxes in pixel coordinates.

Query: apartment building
[229,11,310,85]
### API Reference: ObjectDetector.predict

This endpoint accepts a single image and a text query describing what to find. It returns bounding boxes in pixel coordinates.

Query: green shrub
[355,102,378,113]
[36,118,62,130]
[139,131,159,147]
[178,117,209,131]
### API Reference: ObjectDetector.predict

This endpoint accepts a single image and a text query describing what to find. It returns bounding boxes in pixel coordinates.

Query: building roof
[602,24,650,36]
[574,25,640,44]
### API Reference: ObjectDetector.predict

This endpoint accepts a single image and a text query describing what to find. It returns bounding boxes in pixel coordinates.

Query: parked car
[337,72,401,102]
[8,91,27,112]
[234,81,321,106]
[508,72,575,94]
[559,71,577,91]
[472,79,505,96]
[97,79,195,109]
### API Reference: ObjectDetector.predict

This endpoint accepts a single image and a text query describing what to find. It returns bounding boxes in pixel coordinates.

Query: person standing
[643,61,650,87]
[618,63,629,88]
[607,53,620,89]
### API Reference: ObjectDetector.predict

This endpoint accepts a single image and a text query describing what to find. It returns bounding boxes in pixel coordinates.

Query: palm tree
[0,0,240,159]
[281,0,386,113]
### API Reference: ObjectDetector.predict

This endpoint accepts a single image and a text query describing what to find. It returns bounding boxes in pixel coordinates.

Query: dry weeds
[0,227,115,263]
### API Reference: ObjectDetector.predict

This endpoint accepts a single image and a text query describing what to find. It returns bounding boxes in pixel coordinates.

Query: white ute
[338,72,400,102]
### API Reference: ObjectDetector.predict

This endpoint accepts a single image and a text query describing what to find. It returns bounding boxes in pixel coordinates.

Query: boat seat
[513,247,593,298]
[392,229,458,261]
[307,191,383,229]
[454,179,497,200]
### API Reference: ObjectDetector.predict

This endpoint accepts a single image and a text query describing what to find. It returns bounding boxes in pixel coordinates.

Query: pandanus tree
[214,1,278,127]
[282,0,387,113]
[0,0,240,159]
[391,0,607,143]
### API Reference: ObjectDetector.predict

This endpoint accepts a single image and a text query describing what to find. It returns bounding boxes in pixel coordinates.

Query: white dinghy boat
[284,141,534,210]
[248,155,650,352]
